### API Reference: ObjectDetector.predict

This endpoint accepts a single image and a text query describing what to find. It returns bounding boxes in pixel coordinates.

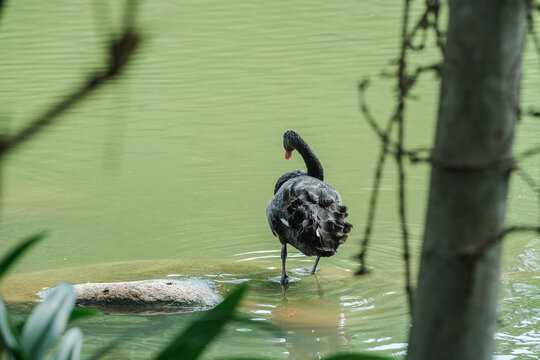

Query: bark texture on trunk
[407,1,527,359]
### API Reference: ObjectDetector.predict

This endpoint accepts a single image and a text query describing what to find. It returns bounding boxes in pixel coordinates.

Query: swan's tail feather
[279,198,353,257]
[266,176,353,257]
[343,221,353,234]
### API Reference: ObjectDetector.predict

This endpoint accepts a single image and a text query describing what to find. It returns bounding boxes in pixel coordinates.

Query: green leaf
[68,307,98,324]
[14,307,96,341]
[155,284,248,360]
[21,282,75,359]
[14,319,25,335]
[51,327,83,360]
[87,317,178,360]
[323,353,393,360]
[220,358,273,360]
[0,299,19,349]
[88,297,277,360]
[0,232,47,279]
[0,296,27,359]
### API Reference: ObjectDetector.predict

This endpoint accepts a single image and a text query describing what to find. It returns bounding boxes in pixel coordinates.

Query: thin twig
[357,142,390,275]
[515,166,539,197]
[357,97,399,274]
[429,0,446,53]
[357,2,441,316]
[357,80,386,141]
[357,80,433,164]
[528,4,540,58]
[356,0,447,317]
[396,0,414,316]
[0,0,6,24]
[0,1,141,159]
[405,0,445,54]
[357,75,413,274]
[517,144,540,161]
[460,226,540,260]
[525,108,540,117]
[429,156,517,172]
[0,0,141,218]
[515,166,540,225]
[412,62,443,80]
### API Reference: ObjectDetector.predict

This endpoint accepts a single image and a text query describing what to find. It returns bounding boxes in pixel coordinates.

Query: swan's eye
[285,151,293,160]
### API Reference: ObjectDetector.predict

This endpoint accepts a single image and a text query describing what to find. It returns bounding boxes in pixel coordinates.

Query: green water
[0,1,538,359]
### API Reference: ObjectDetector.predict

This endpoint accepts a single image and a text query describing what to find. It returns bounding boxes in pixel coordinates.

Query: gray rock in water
[41,279,223,314]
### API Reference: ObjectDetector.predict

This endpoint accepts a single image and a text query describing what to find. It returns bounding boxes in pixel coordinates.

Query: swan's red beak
[285,151,293,160]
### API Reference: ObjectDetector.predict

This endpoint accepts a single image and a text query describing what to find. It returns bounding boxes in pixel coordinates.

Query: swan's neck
[294,137,324,181]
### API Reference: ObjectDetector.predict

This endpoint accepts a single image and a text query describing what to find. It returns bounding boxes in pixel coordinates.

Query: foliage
[324,355,392,360]
[0,234,89,360]
[154,284,247,360]
[1,283,83,360]
[0,232,47,280]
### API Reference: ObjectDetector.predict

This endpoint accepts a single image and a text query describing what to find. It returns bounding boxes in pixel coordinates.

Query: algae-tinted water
[0,1,538,358]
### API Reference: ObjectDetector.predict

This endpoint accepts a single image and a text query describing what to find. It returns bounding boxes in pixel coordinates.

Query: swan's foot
[268,275,298,284]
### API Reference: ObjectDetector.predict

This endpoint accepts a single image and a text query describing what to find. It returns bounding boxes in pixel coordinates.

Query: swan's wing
[267,184,292,238]
[274,170,306,194]
[268,170,306,236]
[266,204,277,237]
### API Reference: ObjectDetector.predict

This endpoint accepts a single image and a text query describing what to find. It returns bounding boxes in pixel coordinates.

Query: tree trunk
[407,1,527,359]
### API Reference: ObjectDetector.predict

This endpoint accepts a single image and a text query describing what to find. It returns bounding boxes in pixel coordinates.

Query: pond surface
[0,1,538,359]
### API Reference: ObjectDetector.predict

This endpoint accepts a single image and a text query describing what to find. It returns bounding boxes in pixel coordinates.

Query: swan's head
[283,130,300,160]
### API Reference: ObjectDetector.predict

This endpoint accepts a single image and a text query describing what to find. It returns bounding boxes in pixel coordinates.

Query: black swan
[266,130,352,285]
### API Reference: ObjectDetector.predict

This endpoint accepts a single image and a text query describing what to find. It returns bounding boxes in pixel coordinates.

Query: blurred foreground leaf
[88,284,279,360]
[69,307,98,323]
[87,316,178,360]
[221,358,272,360]
[21,283,75,359]
[0,232,47,279]
[324,353,393,360]
[0,297,26,359]
[51,327,83,360]
[155,284,248,360]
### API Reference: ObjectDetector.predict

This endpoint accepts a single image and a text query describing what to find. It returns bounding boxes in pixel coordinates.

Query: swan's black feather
[267,175,352,257]
[274,170,306,194]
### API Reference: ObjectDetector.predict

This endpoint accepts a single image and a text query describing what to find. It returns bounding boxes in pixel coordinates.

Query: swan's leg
[280,244,289,285]
[310,256,320,275]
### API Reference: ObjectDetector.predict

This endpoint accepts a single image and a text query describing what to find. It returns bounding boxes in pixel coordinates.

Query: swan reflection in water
[280,272,324,300]
[274,274,354,359]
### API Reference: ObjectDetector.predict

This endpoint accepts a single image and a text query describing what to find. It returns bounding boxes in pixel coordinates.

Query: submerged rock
[47,279,222,314]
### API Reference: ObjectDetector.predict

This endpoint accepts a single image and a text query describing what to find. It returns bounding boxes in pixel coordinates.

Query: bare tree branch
[395,0,414,316]
[0,0,141,159]
[429,156,517,172]
[460,226,540,260]
[517,144,540,161]
[0,0,6,24]
[356,140,391,275]
[357,80,433,164]
[528,3,540,58]
[405,0,445,53]
[356,0,448,316]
